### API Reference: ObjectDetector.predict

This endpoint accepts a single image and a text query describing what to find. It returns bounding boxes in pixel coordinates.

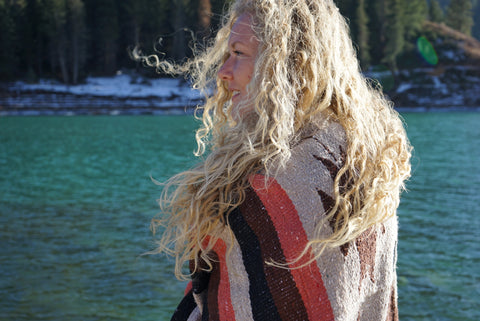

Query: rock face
[2,67,480,115]
[388,65,480,109]
[0,88,199,116]
[368,21,480,111]
[0,75,203,116]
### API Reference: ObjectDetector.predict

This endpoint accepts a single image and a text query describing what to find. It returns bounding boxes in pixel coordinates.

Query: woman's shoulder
[278,117,347,190]
[265,118,346,232]
[296,116,347,159]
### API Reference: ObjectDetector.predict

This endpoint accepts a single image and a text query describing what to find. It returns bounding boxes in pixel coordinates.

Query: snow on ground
[0,73,208,115]
[2,68,480,115]
[395,83,413,94]
[10,72,202,100]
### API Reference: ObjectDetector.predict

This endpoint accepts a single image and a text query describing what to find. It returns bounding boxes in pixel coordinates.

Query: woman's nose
[218,57,233,81]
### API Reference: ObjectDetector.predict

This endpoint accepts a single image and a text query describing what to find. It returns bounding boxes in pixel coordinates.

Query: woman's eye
[233,50,243,56]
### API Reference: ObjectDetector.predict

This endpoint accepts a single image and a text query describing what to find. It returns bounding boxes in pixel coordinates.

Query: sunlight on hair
[137,0,412,280]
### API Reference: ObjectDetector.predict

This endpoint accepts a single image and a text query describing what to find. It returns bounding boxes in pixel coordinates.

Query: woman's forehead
[230,14,254,38]
[229,13,258,46]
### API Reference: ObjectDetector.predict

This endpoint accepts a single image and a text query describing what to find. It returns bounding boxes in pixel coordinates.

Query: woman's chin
[231,105,256,126]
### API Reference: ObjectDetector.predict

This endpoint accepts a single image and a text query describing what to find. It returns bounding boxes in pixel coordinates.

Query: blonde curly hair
[140,0,411,279]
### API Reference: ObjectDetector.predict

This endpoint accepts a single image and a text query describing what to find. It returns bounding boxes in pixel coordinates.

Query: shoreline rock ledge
[1,68,480,116]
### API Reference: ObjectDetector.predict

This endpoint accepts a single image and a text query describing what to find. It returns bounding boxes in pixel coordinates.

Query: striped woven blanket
[171,120,399,321]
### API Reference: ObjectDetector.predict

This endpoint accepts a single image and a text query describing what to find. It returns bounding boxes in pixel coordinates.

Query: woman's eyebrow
[231,38,254,48]
[229,41,247,51]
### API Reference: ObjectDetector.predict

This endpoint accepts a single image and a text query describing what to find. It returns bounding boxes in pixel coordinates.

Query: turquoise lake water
[0,113,479,320]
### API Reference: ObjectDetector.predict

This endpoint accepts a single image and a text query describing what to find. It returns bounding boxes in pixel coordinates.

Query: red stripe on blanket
[240,188,309,320]
[184,281,192,296]
[211,238,236,320]
[250,174,335,321]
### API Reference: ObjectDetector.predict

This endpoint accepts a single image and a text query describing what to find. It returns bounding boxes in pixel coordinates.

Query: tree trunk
[68,0,86,84]
[173,0,187,61]
[382,0,404,73]
[198,0,212,37]
[57,42,69,84]
[53,2,69,83]
[356,0,370,69]
[446,0,473,35]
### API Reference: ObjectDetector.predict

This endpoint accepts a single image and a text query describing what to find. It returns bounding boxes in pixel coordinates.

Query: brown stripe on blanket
[239,187,310,321]
[356,227,377,286]
[206,252,220,320]
[386,285,399,321]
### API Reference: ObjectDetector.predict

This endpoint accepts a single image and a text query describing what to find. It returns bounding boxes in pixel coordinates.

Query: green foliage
[382,0,404,71]
[402,0,428,40]
[84,0,119,74]
[429,0,444,23]
[0,0,475,82]
[0,0,18,79]
[355,0,370,69]
[474,1,480,39]
[446,0,474,35]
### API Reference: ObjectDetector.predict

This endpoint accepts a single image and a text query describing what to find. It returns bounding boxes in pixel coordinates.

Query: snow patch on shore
[2,68,480,116]
[10,73,202,100]
[0,73,208,115]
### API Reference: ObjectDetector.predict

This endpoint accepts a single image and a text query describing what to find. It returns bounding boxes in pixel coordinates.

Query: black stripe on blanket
[239,188,310,321]
[228,206,282,321]
[171,289,197,321]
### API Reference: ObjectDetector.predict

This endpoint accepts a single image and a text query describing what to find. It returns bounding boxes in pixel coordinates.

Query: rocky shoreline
[1,66,480,116]
[0,75,203,116]
[385,65,480,110]
[0,89,200,116]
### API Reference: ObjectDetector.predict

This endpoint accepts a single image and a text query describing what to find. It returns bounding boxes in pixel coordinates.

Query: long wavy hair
[140,0,411,279]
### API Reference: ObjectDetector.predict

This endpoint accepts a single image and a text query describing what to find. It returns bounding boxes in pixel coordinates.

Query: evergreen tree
[332,0,370,68]
[402,0,427,40]
[118,0,169,70]
[446,0,474,35]
[34,0,57,78]
[51,0,69,83]
[42,0,87,83]
[11,0,37,78]
[382,0,404,72]
[67,0,86,84]
[0,0,18,79]
[7,0,450,80]
[365,0,384,64]
[173,0,187,61]
[84,0,119,74]
[355,0,370,69]
[429,0,444,23]
[198,0,212,37]
[473,1,480,39]
[171,0,198,62]
[334,0,356,22]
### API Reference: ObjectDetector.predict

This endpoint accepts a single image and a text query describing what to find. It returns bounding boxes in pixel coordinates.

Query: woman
[145,0,411,320]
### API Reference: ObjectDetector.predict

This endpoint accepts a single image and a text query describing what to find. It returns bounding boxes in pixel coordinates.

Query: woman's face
[218,13,260,119]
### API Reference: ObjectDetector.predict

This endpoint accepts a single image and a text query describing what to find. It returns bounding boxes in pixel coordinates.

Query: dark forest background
[0,0,478,84]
